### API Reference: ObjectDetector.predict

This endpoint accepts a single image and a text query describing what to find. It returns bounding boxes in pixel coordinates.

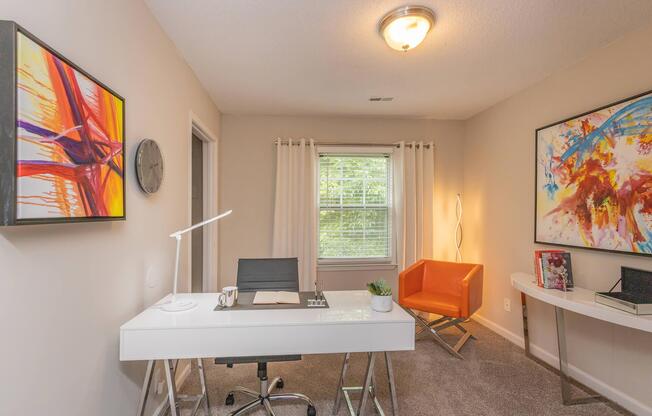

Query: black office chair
[216,258,316,416]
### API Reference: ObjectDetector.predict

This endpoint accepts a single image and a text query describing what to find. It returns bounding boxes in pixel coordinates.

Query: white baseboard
[473,313,651,416]
[152,360,193,416]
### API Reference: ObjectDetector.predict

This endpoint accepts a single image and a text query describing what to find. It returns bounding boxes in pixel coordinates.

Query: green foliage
[367,279,392,296]
[318,154,391,259]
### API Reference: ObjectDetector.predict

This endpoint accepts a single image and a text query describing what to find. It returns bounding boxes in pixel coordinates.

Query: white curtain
[393,141,435,270]
[272,138,317,290]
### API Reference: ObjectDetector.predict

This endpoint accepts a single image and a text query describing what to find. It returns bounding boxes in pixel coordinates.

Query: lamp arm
[168,209,232,302]
[172,234,181,300]
[169,210,232,238]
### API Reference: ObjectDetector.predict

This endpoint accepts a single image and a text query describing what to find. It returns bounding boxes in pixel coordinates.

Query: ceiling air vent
[369,97,394,102]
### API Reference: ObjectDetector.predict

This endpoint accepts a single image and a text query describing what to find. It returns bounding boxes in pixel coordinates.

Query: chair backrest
[423,260,477,296]
[236,258,299,292]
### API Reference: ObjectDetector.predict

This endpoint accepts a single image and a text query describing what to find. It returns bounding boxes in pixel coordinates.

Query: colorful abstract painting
[535,91,652,255]
[15,31,124,221]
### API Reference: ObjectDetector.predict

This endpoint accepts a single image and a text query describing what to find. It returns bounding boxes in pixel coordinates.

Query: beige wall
[463,22,652,415]
[0,1,220,415]
[219,115,465,293]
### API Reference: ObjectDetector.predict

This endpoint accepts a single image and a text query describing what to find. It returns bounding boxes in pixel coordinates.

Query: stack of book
[533,249,574,291]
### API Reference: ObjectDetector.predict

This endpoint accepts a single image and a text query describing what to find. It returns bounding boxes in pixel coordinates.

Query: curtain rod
[274,139,432,149]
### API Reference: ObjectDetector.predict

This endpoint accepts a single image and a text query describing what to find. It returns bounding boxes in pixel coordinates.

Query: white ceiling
[146,0,652,119]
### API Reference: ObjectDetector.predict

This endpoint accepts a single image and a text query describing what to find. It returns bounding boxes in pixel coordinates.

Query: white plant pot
[371,295,393,312]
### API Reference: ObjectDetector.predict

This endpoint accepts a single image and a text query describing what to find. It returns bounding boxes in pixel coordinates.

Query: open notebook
[253,291,301,305]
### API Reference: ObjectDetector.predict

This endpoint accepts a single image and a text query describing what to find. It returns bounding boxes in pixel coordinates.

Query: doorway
[191,133,204,293]
[188,115,218,293]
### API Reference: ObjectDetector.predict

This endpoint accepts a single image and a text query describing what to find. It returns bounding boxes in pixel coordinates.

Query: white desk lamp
[160,210,233,312]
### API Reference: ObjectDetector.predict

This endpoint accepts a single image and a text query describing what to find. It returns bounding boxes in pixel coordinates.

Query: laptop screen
[621,267,652,295]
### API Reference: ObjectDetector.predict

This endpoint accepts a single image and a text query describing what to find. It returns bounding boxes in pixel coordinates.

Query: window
[318,150,392,263]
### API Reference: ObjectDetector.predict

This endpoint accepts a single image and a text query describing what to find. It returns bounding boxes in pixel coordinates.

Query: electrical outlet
[157,381,165,395]
[503,298,511,312]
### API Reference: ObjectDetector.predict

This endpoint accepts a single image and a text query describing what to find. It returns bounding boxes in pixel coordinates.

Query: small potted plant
[367,279,393,312]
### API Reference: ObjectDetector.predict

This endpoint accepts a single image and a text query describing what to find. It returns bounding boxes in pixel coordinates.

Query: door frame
[187,111,219,293]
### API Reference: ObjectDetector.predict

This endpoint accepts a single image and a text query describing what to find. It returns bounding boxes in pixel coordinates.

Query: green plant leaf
[366,279,391,296]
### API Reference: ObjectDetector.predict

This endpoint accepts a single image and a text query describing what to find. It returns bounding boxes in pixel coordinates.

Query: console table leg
[520,293,533,359]
[554,307,605,405]
[554,307,573,404]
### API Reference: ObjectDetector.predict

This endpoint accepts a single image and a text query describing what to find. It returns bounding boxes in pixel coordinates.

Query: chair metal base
[226,373,315,416]
[404,308,475,359]
[137,359,211,416]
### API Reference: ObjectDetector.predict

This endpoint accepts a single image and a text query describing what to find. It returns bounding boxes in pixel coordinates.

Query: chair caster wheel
[277,378,284,389]
[225,393,235,406]
[307,404,316,416]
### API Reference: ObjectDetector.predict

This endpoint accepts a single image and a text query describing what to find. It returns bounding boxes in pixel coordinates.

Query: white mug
[217,286,238,308]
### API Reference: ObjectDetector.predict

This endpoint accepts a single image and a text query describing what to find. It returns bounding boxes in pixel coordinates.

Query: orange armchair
[399,259,483,359]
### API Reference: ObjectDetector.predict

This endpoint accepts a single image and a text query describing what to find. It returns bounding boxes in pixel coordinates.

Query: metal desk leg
[384,352,399,416]
[357,352,376,416]
[333,353,351,415]
[197,358,211,415]
[369,352,378,399]
[335,352,397,416]
[137,360,155,416]
[164,359,179,416]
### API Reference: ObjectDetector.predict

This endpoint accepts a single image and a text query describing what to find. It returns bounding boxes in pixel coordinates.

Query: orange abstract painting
[16,31,124,221]
[536,92,652,255]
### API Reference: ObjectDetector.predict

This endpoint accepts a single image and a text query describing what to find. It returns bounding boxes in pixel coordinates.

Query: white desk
[120,290,415,416]
[511,272,652,406]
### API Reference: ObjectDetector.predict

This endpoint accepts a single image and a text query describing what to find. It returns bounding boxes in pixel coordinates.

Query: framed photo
[0,21,125,225]
[535,90,652,256]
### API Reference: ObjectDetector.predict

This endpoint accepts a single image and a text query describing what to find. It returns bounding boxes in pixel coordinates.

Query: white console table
[510,272,652,406]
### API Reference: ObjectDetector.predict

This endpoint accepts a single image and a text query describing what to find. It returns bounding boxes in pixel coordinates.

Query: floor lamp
[455,193,463,262]
[160,210,233,312]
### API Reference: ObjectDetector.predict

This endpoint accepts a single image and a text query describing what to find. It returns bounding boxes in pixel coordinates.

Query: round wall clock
[135,139,164,194]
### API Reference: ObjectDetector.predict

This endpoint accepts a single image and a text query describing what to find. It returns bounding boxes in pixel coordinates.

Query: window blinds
[318,154,391,259]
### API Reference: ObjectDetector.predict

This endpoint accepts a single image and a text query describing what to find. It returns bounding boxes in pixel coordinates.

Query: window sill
[318,263,398,272]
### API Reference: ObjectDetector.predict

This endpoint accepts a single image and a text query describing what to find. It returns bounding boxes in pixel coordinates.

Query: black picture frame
[0,21,126,226]
[534,88,652,258]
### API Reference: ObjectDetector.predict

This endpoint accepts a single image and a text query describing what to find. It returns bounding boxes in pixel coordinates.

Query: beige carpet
[179,321,630,416]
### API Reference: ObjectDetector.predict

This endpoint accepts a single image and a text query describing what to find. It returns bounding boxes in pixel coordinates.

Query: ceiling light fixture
[379,5,435,52]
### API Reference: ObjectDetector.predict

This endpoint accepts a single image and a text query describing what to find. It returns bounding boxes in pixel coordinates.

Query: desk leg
[164,359,179,416]
[357,352,376,416]
[137,360,155,416]
[384,352,399,416]
[333,353,351,415]
[335,352,397,416]
[197,358,211,415]
[369,352,378,399]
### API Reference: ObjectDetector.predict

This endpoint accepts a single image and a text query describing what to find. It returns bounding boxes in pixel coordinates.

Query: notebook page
[253,291,279,304]
[276,291,300,304]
